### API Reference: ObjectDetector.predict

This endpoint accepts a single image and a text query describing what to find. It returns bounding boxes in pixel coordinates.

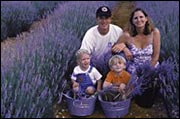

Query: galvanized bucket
[63,90,97,116]
[98,92,131,118]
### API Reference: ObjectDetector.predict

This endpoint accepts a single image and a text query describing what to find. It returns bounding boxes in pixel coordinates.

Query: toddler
[103,55,131,93]
[71,49,102,96]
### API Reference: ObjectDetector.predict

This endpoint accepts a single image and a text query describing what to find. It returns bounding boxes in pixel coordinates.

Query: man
[80,6,125,61]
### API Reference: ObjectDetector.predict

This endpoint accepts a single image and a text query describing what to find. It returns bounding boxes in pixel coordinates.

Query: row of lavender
[1,1,118,118]
[1,1,63,41]
[135,1,179,118]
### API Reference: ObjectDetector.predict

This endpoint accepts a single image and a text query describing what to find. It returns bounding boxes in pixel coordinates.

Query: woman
[113,8,161,108]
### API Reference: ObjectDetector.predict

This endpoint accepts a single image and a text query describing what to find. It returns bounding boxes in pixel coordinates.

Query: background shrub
[1,1,63,41]
[1,1,38,40]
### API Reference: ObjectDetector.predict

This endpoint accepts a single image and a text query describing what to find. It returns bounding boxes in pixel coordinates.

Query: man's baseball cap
[96,6,112,18]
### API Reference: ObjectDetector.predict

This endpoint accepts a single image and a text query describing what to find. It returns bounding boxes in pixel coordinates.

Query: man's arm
[112,32,131,53]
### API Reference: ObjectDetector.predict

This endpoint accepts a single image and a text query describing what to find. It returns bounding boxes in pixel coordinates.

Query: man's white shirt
[80,24,123,59]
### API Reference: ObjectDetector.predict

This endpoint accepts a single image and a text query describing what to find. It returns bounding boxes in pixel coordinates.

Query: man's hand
[112,43,126,53]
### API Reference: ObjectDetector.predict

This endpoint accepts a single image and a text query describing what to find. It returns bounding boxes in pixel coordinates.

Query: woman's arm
[151,28,161,66]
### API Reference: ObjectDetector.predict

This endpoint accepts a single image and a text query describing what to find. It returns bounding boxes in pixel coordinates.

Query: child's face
[111,58,126,73]
[78,53,91,70]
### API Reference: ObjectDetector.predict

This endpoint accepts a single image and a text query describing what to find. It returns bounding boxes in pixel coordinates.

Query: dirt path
[1,19,43,52]
[111,1,135,29]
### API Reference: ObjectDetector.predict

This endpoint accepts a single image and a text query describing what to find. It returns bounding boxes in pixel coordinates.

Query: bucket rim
[63,90,97,100]
[98,93,131,103]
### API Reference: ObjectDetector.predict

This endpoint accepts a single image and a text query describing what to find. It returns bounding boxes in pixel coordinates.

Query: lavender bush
[1,25,79,118]
[1,1,38,40]
[1,13,8,40]
[1,51,53,118]
[30,1,64,18]
[157,54,179,118]
[1,1,63,41]
[126,55,179,118]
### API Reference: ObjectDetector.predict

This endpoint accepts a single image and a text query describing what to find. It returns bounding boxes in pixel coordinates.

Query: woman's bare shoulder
[123,32,131,37]
[117,32,131,44]
[123,32,132,44]
[153,28,160,34]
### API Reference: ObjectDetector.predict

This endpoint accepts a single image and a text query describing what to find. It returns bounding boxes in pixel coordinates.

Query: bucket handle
[63,92,71,99]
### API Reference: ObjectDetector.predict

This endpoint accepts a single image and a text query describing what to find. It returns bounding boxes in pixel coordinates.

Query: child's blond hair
[109,55,126,68]
[75,49,90,61]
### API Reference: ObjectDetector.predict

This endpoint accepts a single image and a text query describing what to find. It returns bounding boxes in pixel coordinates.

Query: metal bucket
[98,93,131,118]
[63,90,97,116]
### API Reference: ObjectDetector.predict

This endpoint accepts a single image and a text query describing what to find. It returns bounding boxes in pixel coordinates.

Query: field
[1,1,179,118]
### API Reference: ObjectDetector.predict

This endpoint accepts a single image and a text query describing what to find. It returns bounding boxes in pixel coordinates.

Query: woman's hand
[123,47,133,60]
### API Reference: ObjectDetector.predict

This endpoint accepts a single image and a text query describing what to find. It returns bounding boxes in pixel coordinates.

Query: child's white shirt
[71,65,102,85]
